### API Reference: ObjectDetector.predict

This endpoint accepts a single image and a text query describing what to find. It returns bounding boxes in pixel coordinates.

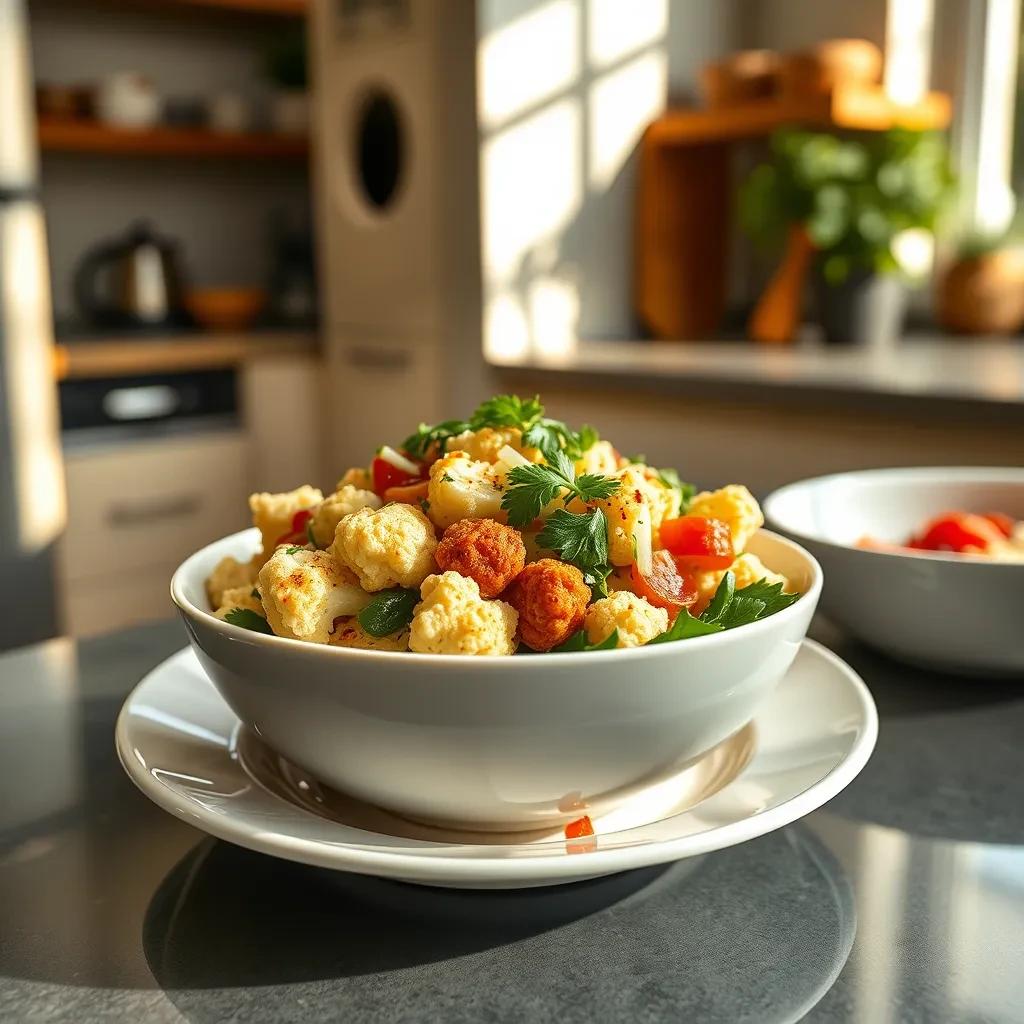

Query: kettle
[74,222,190,329]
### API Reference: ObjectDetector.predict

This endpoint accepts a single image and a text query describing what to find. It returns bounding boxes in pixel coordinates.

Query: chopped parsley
[285,545,306,555]
[537,508,613,597]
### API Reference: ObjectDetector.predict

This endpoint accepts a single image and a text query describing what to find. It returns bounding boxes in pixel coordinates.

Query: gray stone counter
[1,618,1023,1022]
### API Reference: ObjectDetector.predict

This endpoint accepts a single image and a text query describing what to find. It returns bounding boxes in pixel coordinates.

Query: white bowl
[764,467,1024,676]
[171,528,821,830]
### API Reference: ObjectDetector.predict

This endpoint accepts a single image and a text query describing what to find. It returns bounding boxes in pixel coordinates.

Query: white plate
[116,640,876,889]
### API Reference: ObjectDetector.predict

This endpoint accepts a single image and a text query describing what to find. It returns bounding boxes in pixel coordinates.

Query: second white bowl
[171,528,821,830]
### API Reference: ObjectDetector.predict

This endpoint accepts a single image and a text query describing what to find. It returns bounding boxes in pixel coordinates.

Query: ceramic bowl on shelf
[184,287,266,332]
[170,528,822,831]
[764,467,1024,676]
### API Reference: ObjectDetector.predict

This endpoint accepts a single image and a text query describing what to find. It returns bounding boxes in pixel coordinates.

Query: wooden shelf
[646,86,952,147]
[38,119,309,159]
[54,330,319,380]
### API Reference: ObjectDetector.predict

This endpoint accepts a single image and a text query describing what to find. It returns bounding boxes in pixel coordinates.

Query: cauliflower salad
[206,395,799,655]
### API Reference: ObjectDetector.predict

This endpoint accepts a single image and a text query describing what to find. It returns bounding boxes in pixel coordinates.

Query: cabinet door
[60,430,249,585]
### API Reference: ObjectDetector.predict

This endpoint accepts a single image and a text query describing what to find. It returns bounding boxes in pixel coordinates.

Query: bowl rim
[764,465,1024,569]
[171,527,822,666]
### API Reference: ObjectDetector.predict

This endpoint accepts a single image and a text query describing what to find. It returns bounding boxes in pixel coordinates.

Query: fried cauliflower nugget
[330,502,438,592]
[584,591,668,648]
[258,548,371,644]
[688,485,764,553]
[206,554,260,609]
[310,485,381,548]
[435,518,526,598]
[409,571,518,655]
[249,485,324,564]
[329,618,410,652]
[426,451,508,529]
[692,552,792,610]
[213,584,263,620]
[504,558,591,652]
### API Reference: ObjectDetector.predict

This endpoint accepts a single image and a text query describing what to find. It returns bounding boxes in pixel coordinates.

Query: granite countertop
[491,335,1024,417]
[1,618,1023,1023]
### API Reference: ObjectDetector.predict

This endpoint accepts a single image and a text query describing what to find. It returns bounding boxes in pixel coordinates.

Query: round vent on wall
[354,88,404,212]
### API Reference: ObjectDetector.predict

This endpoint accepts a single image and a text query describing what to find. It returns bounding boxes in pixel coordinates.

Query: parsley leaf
[357,587,419,637]
[575,472,621,503]
[537,508,612,590]
[501,453,621,528]
[470,394,543,431]
[402,419,470,460]
[583,564,613,599]
[716,595,767,630]
[224,608,274,634]
[648,609,724,644]
[553,629,620,652]
[700,571,736,624]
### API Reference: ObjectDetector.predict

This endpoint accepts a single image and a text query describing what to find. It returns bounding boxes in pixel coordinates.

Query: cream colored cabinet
[58,430,250,636]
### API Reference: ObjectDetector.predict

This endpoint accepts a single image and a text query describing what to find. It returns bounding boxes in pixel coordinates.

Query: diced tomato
[371,455,423,497]
[982,512,1015,538]
[630,550,699,611]
[274,508,314,547]
[910,512,1005,553]
[659,516,734,570]
[564,815,594,839]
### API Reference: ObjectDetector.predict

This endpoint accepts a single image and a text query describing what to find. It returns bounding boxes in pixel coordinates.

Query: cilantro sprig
[501,448,620,527]
[537,507,614,597]
[648,572,799,645]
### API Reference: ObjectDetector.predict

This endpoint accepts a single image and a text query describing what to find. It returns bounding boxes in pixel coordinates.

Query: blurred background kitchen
[0,0,1022,649]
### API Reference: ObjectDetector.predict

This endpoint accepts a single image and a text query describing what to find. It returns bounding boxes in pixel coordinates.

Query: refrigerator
[0,0,65,649]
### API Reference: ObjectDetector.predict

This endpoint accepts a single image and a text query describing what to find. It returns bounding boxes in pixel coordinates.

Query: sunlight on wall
[478,0,580,130]
[481,97,583,282]
[484,292,531,361]
[884,0,933,105]
[587,0,667,69]
[528,275,580,359]
[588,50,667,191]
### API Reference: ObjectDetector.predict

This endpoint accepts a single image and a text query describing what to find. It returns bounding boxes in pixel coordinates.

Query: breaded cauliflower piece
[575,439,619,477]
[691,552,792,611]
[206,554,260,609]
[309,485,381,548]
[331,502,438,592]
[584,591,669,648]
[596,465,658,567]
[249,485,324,564]
[426,451,508,529]
[258,548,371,644]
[338,467,373,491]
[329,617,410,652]
[688,485,763,553]
[409,571,518,656]
[213,584,264,620]
[504,558,591,651]
[445,426,542,464]
[435,518,526,598]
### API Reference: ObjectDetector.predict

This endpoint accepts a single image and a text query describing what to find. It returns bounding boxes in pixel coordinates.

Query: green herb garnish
[285,545,306,555]
[654,467,696,512]
[306,520,324,549]
[501,448,620,527]
[537,508,613,596]
[224,608,274,634]
[553,629,619,652]
[700,570,736,624]
[648,609,724,644]
[357,587,419,637]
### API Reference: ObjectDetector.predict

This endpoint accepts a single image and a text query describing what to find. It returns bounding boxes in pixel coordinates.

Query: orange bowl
[185,287,266,332]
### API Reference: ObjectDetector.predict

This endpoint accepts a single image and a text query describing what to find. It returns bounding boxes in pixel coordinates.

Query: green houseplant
[739,128,954,345]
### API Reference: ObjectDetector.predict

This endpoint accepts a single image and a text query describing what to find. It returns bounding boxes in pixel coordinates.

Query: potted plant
[265,29,308,136]
[740,128,954,345]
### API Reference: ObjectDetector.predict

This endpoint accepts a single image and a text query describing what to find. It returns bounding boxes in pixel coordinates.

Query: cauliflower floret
[409,571,518,655]
[688,485,763,554]
[330,503,438,592]
[691,552,792,611]
[213,584,264,620]
[329,617,410,652]
[596,465,660,567]
[258,548,371,644]
[445,426,542,464]
[337,467,373,491]
[249,486,324,564]
[206,554,260,609]
[310,485,381,548]
[575,439,619,477]
[426,451,508,529]
[584,591,668,648]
